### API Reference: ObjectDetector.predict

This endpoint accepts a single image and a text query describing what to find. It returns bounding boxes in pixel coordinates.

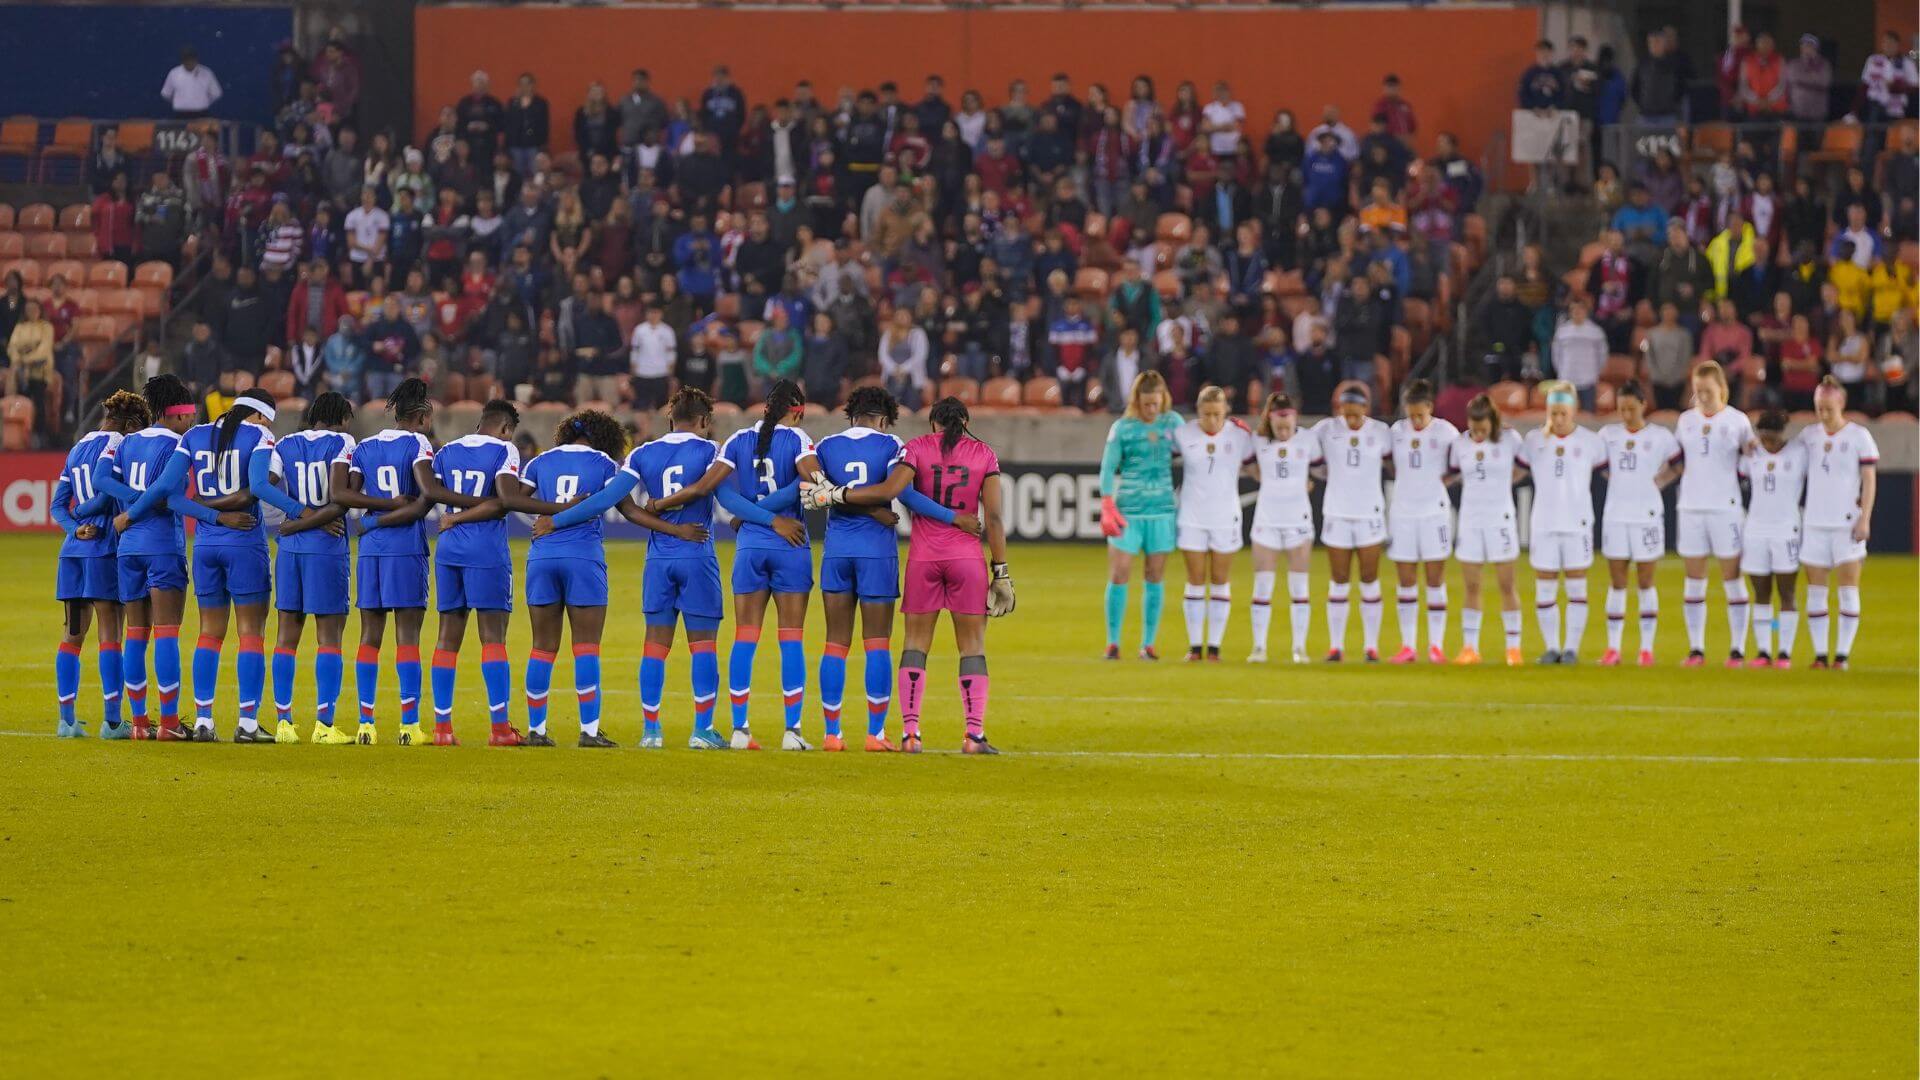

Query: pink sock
[960,673,988,737]
[897,651,926,738]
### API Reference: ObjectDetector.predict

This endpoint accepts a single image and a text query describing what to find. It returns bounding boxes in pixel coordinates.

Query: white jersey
[1388,417,1460,519]
[1449,429,1524,525]
[1311,415,1391,520]
[1523,426,1607,534]
[1174,418,1255,528]
[1251,430,1320,530]
[1598,421,1681,526]
[1799,422,1880,529]
[1737,442,1808,538]
[1674,406,1753,513]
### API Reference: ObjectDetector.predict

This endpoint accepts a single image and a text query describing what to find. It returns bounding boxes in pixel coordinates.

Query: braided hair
[842,385,899,426]
[216,390,276,457]
[480,398,520,434]
[141,374,193,418]
[556,409,628,462]
[929,395,972,454]
[386,376,434,425]
[101,390,151,434]
[756,379,807,466]
[669,386,715,426]
[305,391,354,429]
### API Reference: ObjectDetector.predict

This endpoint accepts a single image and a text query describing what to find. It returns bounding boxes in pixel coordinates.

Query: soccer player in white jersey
[1522,382,1607,664]
[1385,379,1459,663]
[1796,377,1878,670]
[1673,361,1756,666]
[1596,382,1682,666]
[1310,384,1391,661]
[1173,385,1255,661]
[1737,410,1808,668]
[1446,393,1527,665]
[1247,392,1321,663]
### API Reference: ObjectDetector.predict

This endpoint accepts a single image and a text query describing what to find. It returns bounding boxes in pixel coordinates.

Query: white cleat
[781,728,812,751]
[730,727,757,750]
[1246,648,1268,663]
[1290,648,1311,664]
[638,734,665,749]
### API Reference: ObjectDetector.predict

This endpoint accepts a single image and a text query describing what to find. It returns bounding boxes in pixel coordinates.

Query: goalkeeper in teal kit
[1098,370,1182,660]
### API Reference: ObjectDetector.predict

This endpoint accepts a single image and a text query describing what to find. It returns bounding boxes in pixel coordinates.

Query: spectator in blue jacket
[1302,131,1350,213]
[1518,40,1567,110]
[1609,182,1671,262]
[672,213,721,306]
[990,214,1036,301]
[321,314,367,400]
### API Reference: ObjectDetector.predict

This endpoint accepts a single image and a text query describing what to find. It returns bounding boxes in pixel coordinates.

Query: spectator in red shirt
[973,134,1022,198]
[311,38,361,124]
[1716,24,1753,118]
[1778,313,1824,409]
[285,258,350,346]
[1734,32,1788,118]
[92,172,138,267]
[1372,74,1418,138]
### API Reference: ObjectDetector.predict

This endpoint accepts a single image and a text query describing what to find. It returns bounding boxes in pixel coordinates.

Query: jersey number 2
[930,464,970,509]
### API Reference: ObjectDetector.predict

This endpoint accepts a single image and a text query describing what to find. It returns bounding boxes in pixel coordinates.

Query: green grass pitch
[0,533,1912,1076]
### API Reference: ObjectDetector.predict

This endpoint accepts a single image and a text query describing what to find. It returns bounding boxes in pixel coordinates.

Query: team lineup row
[49,375,1012,751]
[1095,364,1879,669]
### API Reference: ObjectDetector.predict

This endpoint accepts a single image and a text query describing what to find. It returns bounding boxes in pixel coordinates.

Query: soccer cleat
[354,724,377,745]
[101,721,130,741]
[864,734,898,752]
[1184,647,1204,663]
[822,734,846,752]
[901,734,923,754]
[1723,651,1744,669]
[781,729,812,751]
[1637,649,1656,667]
[273,722,301,744]
[131,721,156,741]
[157,723,193,742]
[730,728,761,751]
[1536,650,1561,666]
[1205,646,1221,663]
[1363,648,1380,663]
[1773,655,1793,670]
[1556,651,1578,665]
[1451,647,1482,666]
[1504,647,1524,666]
[1246,648,1268,663]
[396,726,426,747]
[1597,648,1621,667]
[961,734,1000,755]
[687,727,728,750]
[577,731,617,748]
[1324,648,1344,663]
[522,729,556,747]
[232,726,274,743]
[431,724,458,746]
[1682,650,1706,668]
[637,733,665,749]
[1290,648,1310,664]
[1387,646,1417,664]
[1138,647,1160,661]
[55,719,82,739]
[311,723,355,745]
[1427,645,1447,665]
[1103,644,1121,661]
[1746,654,1772,669]
[1833,656,1849,671]
[1810,655,1829,670]
[189,725,219,742]
[487,727,525,747]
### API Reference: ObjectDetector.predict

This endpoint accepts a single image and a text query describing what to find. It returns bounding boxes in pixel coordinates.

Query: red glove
[1099,495,1127,538]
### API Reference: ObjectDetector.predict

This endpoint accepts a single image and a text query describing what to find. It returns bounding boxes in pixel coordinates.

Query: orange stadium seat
[979,376,1021,409]
[1021,376,1061,408]
[1073,267,1109,298]
[2,395,36,450]
[87,261,128,289]
[24,233,66,259]
[0,205,13,231]
[114,122,155,155]
[43,259,85,287]
[938,377,980,405]
[15,203,53,232]
[133,261,174,290]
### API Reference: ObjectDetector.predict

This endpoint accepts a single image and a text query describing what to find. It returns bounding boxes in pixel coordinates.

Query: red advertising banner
[0,453,69,532]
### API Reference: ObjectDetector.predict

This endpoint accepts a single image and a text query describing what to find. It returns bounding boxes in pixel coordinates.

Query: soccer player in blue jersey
[423,400,524,746]
[92,376,254,741]
[331,378,438,746]
[177,390,280,741]
[806,386,980,751]
[539,388,720,749]
[50,391,149,738]
[249,391,357,744]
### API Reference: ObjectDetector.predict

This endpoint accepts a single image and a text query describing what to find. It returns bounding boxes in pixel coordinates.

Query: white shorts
[1321,515,1387,550]
[1177,523,1244,554]
[1250,522,1314,552]
[1529,531,1593,572]
[1677,509,1743,559]
[1741,531,1801,576]
[1455,521,1520,564]
[1601,518,1666,563]
[1797,525,1866,569]
[1387,514,1452,562]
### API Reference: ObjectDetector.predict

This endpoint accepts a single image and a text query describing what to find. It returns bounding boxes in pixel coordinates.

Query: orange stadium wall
[414,5,1539,164]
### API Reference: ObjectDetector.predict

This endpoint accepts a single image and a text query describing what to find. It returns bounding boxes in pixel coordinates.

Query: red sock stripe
[357,644,380,664]
[783,690,804,706]
[577,689,598,704]
[572,643,600,658]
[823,705,842,720]
[432,649,458,669]
[862,637,890,653]
[196,635,222,652]
[734,626,762,643]
[58,642,83,656]
[689,639,718,654]
[778,628,803,643]
[239,635,265,653]
[125,626,150,642]
[99,642,121,654]
[317,645,342,656]
[643,707,660,721]
[530,649,558,663]
[158,688,179,705]
[823,642,850,658]
[396,645,421,664]
[481,643,510,663]
[644,642,672,659]
[274,647,297,658]
[153,625,180,640]
[729,690,751,706]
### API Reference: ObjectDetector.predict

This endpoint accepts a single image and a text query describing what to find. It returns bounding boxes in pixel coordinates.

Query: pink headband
[1813,383,1846,407]
[163,404,197,417]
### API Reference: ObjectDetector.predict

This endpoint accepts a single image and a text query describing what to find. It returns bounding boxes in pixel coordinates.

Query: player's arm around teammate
[1737,410,1807,668]
[1524,382,1606,664]
[1172,385,1252,662]
[1246,393,1319,663]
[1099,370,1181,660]
[1673,361,1756,666]
[1596,382,1680,667]
[1313,383,1391,662]
[1447,394,1527,665]
[1385,379,1460,664]
[1798,376,1878,669]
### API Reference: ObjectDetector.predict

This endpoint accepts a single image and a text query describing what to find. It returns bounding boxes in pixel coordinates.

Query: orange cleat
[1597,648,1621,667]
[1387,646,1418,664]
[864,734,898,752]
[1504,647,1524,666]
[432,724,458,746]
[1451,647,1481,665]
[822,734,846,752]
[487,726,524,746]
[131,721,155,741]
[900,734,922,754]
[1427,645,1447,664]
[1637,649,1656,667]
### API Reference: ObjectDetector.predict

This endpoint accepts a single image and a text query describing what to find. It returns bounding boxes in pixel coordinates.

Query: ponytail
[756,379,806,467]
[929,395,971,453]
[216,391,275,457]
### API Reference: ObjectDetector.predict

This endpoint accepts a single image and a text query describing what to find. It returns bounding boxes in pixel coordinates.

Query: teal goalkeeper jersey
[1100,412,1182,517]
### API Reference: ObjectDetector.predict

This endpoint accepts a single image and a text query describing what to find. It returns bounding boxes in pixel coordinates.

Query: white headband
[239,395,276,421]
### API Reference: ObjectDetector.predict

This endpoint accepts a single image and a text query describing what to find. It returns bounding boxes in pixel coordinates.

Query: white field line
[999,693,1914,719]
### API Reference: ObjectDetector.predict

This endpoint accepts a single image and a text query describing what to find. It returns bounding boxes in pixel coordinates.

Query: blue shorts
[117,552,188,603]
[194,544,272,606]
[732,545,814,595]
[644,556,725,630]
[438,561,515,613]
[526,557,608,608]
[57,555,120,603]
[275,550,350,616]
[356,553,429,611]
[819,554,900,601]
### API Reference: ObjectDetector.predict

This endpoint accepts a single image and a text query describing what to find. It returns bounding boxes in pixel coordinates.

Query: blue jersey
[523,444,621,561]
[178,421,272,549]
[57,430,123,559]
[348,429,434,557]
[624,432,720,560]
[269,430,357,556]
[719,421,814,549]
[433,433,521,568]
[111,426,189,557]
[814,426,906,559]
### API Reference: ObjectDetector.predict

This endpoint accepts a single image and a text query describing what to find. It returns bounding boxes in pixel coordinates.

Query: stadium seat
[0,118,35,180]
[96,288,141,318]
[444,400,483,432]
[231,371,255,394]
[710,401,742,416]
[1151,270,1181,300]
[44,259,85,287]
[1279,295,1317,322]
[466,375,499,403]
[1021,376,1061,408]
[133,261,174,290]
[1488,381,1528,413]
[440,374,469,403]
[86,261,128,289]
[2,394,35,450]
[1154,212,1191,244]
[1086,379,1105,411]
[737,320,763,347]
[24,233,65,259]
[980,376,1021,409]
[4,259,41,286]
[938,377,980,405]
[1602,354,1641,386]
[68,287,97,313]
[1684,123,1734,165]
[257,370,296,400]
[1591,384,1616,415]
[15,203,53,232]
[1073,267,1109,298]
[0,205,11,231]
[132,285,166,317]
[1802,123,1863,170]
[115,121,155,156]
[65,233,96,259]
[37,119,91,182]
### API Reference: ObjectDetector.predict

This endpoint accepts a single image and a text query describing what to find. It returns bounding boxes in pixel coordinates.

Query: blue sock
[525,649,555,732]
[123,629,149,723]
[236,636,265,727]
[1105,582,1128,646]
[1141,581,1166,649]
[640,641,668,738]
[355,644,380,727]
[98,642,122,729]
[863,637,892,738]
[192,634,222,724]
[56,642,81,726]
[727,628,759,731]
[153,627,182,726]
[396,646,421,727]
[573,644,601,735]
[818,643,847,739]
[315,646,342,726]
[480,644,511,730]
[778,629,805,731]
[431,648,458,728]
[272,647,297,725]
[690,639,719,732]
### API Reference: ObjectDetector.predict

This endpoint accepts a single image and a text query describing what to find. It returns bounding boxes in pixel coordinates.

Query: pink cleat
[1637,650,1655,667]
[1427,645,1447,664]
[1723,653,1745,669]
[1773,656,1793,670]
[1682,651,1706,668]
[1746,655,1772,669]
[1597,648,1621,667]
[1387,646,1418,664]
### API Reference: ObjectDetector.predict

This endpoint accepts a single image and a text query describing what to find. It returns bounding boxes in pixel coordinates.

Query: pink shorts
[902,557,988,615]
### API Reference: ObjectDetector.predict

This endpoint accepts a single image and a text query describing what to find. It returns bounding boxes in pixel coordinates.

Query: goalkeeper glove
[988,562,1016,617]
[800,481,846,511]
[1099,495,1127,538]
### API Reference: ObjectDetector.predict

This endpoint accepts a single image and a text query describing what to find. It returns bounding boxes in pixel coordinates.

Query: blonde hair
[1124,370,1171,421]
[1195,384,1228,409]
[1691,359,1728,390]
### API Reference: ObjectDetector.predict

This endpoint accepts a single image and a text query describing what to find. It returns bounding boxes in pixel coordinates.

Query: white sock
[1288,572,1312,655]
[582,717,600,737]
[1534,579,1561,652]
[1250,571,1276,652]
[1207,585,1232,649]
[1806,585,1831,658]
[1604,587,1627,650]
[1682,576,1708,651]
[1502,608,1523,649]
[1777,607,1799,659]
[1425,585,1448,653]
[1183,584,1208,649]
[1462,604,1483,650]
[1359,581,1384,652]
[1723,578,1750,656]
[1638,586,1660,652]
[1326,582,1351,653]
[1395,586,1420,650]
[1836,586,1861,658]
[1752,602,1774,656]
[1563,579,1589,654]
